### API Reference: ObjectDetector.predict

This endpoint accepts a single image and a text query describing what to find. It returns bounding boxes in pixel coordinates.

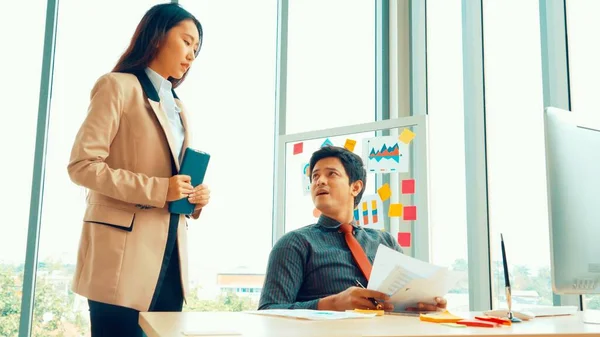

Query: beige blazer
[67,71,200,312]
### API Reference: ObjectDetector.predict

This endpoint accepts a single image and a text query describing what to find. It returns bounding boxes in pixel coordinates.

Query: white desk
[139,311,600,337]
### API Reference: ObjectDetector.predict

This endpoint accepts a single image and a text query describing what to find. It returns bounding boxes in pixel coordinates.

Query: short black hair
[309,146,366,208]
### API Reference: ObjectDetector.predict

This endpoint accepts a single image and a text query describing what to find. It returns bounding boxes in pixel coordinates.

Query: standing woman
[67,3,209,336]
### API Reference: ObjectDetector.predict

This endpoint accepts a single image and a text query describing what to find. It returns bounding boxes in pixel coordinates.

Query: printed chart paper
[363,136,409,173]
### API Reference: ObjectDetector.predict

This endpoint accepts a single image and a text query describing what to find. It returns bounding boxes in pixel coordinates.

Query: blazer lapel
[148,100,181,171]
[133,70,181,171]
[175,98,190,152]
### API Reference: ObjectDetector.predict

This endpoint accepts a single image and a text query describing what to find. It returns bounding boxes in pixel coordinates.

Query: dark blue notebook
[168,147,211,215]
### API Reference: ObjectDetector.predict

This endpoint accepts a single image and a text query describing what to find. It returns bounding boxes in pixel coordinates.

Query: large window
[483,0,552,309]
[566,0,600,114]
[283,132,376,233]
[177,0,277,311]
[286,0,375,134]
[33,1,165,335]
[426,0,469,311]
[0,0,47,335]
[33,2,278,334]
[282,121,427,258]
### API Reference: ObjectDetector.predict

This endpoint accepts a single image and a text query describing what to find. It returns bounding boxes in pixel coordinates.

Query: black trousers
[88,235,183,336]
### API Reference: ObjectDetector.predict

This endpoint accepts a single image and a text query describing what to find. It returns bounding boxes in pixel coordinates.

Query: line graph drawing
[370,143,400,162]
[362,136,409,173]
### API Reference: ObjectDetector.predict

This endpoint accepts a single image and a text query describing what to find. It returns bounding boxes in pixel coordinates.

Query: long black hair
[113,3,203,88]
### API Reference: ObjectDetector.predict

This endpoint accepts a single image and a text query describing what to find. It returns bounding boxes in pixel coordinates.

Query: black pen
[355,279,383,310]
[501,234,520,322]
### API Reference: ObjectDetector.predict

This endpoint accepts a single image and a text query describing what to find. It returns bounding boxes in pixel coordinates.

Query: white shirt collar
[145,67,173,94]
[145,67,180,114]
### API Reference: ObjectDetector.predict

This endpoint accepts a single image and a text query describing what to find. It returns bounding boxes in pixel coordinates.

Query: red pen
[456,319,499,328]
[475,315,512,326]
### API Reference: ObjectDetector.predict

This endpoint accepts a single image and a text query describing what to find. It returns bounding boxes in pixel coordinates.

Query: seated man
[259,146,447,312]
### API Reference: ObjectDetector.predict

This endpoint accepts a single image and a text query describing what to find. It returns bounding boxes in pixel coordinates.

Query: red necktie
[340,223,372,280]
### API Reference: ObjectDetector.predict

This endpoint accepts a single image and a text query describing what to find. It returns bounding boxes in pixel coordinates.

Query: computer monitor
[544,107,600,295]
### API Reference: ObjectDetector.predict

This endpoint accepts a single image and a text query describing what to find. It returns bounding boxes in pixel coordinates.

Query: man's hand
[318,286,393,311]
[188,184,210,211]
[406,297,447,312]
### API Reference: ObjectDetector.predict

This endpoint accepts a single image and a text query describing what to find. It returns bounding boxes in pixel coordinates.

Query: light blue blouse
[145,67,185,163]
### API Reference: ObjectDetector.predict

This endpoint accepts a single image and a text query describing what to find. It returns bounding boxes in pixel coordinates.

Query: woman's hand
[166,175,194,202]
[189,184,210,210]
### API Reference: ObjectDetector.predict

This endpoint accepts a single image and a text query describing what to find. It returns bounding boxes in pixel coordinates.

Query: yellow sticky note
[420,310,464,323]
[377,183,391,201]
[353,309,384,316]
[388,203,403,217]
[344,139,357,152]
[399,128,416,144]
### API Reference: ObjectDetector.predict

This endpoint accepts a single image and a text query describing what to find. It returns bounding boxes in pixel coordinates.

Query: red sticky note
[403,206,417,221]
[402,179,415,194]
[293,142,303,155]
[398,232,411,247]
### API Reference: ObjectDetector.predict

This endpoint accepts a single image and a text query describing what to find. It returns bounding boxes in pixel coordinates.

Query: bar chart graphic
[353,194,384,230]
